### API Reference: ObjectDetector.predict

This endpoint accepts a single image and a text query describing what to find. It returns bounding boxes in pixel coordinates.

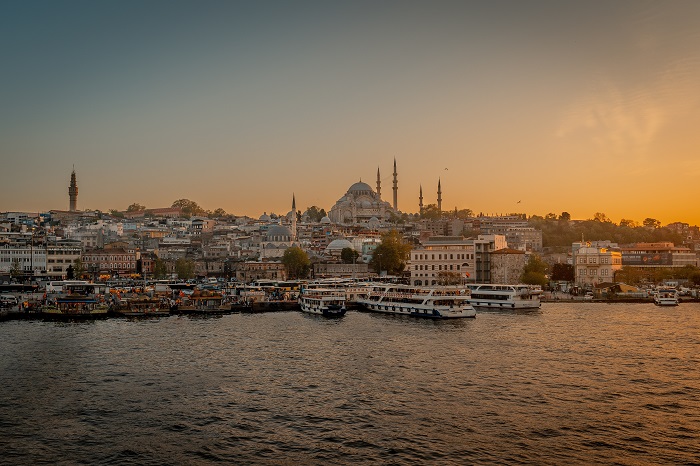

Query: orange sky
[2,1,699,226]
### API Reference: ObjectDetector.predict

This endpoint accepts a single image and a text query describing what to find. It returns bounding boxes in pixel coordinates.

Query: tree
[211,208,227,218]
[109,209,125,218]
[619,219,638,228]
[175,258,195,280]
[304,206,326,222]
[172,199,206,218]
[340,247,359,264]
[454,208,473,219]
[559,212,571,221]
[520,254,548,286]
[10,259,21,279]
[282,246,310,279]
[551,263,574,282]
[421,204,441,219]
[369,230,412,275]
[593,212,611,223]
[153,258,168,279]
[127,203,146,212]
[643,218,661,229]
[437,271,461,286]
[65,264,74,280]
[73,258,85,279]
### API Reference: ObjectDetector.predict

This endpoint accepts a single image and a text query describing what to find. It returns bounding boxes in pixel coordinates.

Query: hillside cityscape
[2,167,699,292]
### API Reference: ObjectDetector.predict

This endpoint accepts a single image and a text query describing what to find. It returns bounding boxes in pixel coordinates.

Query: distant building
[235,260,286,282]
[409,236,475,286]
[69,168,78,212]
[573,246,622,287]
[490,248,528,284]
[328,181,395,225]
[313,262,370,279]
[620,242,696,268]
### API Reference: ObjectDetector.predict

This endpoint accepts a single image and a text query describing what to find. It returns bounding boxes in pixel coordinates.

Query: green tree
[109,209,125,218]
[172,199,206,218]
[551,263,574,282]
[421,204,441,220]
[73,258,85,279]
[153,258,168,279]
[437,271,461,286]
[369,230,412,275]
[10,259,21,279]
[174,258,195,280]
[282,246,310,279]
[127,203,146,212]
[454,208,473,219]
[520,254,548,286]
[593,212,611,223]
[340,247,360,264]
[304,206,326,222]
[643,218,661,228]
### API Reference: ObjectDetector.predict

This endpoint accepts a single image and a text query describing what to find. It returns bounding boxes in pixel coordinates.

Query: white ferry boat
[304,279,370,308]
[465,284,542,310]
[357,284,476,319]
[653,288,679,306]
[298,288,347,317]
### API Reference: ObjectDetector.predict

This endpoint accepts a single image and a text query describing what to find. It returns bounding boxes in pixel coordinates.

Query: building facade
[574,246,622,287]
[409,236,475,286]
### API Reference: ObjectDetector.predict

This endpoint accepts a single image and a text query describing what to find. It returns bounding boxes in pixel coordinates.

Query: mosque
[328,159,399,225]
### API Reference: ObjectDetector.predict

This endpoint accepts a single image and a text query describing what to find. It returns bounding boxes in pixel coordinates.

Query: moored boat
[114,296,171,317]
[653,288,679,306]
[298,288,347,317]
[358,283,476,319]
[42,283,109,320]
[465,284,542,310]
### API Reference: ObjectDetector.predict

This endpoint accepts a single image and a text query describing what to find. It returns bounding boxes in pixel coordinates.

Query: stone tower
[437,178,442,215]
[291,193,297,241]
[376,167,381,199]
[69,168,78,212]
[419,185,424,215]
[392,158,398,211]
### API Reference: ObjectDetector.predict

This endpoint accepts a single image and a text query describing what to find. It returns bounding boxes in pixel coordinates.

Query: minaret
[376,167,381,199]
[419,185,424,216]
[69,167,78,212]
[392,158,398,211]
[437,178,442,215]
[291,193,297,241]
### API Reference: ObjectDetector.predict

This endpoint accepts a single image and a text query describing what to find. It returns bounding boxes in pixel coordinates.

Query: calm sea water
[1,303,699,465]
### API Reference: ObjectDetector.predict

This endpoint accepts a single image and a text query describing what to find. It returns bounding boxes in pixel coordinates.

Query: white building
[574,246,622,287]
[410,236,475,286]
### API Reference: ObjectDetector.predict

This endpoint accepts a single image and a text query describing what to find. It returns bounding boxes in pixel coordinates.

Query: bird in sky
[517,200,521,203]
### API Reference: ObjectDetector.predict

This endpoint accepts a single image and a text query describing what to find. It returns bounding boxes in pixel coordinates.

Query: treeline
[529,213,686,249]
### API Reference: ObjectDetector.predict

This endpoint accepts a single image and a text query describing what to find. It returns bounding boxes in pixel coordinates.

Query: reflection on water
[1,303,700,464]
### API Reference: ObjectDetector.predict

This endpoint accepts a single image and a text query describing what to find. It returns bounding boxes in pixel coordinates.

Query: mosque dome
[266,224,292,241]
[347,181,374,195]
[259,212,271,222]
[320,216,331,224]
[326,238,354,252]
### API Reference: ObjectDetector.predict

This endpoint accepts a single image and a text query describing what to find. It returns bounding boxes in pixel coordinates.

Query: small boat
[298,288,347,317]
[358,283,476,319]
[177,291,230,315]
[653,288,679,306]
[465,284,542,310]
[114,296,171,317]
[42,283,109,319]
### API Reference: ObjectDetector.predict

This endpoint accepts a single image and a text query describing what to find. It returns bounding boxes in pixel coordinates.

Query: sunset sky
[2,0,700,225]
